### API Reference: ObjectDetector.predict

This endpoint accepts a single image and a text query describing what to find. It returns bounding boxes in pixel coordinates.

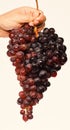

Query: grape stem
[36,0,39,10]
[34,27,39,37]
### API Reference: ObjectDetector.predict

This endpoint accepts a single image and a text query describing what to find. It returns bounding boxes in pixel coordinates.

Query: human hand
[0,6,46,37]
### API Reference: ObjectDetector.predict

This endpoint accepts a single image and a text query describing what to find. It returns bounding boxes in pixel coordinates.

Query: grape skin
[7,24,67,121]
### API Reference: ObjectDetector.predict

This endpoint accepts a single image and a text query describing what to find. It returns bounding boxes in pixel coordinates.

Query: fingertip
[29,22,34,26]
[33,20,39,26]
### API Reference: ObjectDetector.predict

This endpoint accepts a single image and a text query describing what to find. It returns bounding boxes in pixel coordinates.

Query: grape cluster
[7,23,67,122]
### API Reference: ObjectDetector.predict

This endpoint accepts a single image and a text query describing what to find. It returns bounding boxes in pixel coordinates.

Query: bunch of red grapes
[7,23,67,121]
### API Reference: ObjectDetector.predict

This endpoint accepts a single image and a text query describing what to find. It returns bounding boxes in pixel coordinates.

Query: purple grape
[7,23,67,122]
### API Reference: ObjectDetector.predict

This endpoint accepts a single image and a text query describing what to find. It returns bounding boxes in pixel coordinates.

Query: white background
[0,0,70,130]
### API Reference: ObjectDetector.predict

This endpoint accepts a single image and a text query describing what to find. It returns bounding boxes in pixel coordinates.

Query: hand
[0,6,46,37]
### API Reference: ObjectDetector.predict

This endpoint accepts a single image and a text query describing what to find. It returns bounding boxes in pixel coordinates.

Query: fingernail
[29,22,34,26]
[34,20,39,25]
